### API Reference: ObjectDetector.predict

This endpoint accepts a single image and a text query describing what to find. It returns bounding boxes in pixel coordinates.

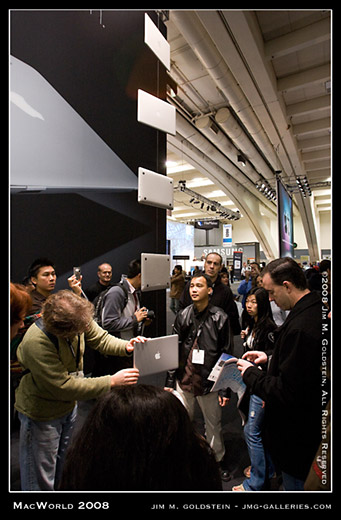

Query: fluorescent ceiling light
[205,190,227,198]
[167,163,195,174]
[186,178,214,188]
[173,212,199,217]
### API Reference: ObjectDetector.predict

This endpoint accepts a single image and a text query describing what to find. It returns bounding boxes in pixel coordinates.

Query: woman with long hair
[233,287,277,491]
[240,286,276,352]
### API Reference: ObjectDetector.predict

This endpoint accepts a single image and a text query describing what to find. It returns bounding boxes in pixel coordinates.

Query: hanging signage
[195,220,220,230]
[223,224,232,245]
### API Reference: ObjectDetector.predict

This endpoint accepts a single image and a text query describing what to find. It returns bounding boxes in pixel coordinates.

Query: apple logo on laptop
[155,351,161,360]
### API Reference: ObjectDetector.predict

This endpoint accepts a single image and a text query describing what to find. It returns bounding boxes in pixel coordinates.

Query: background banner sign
[223,224,232,245]
[277,178,294,258]
[195,220,220,230]
[233,251,243,280]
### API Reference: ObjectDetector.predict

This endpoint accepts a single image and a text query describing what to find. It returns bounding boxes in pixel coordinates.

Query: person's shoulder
[106,282,123,293]
[209,304,228,320]
[19,321,57,357]
[105,282,128,301]
[177,303,194,321]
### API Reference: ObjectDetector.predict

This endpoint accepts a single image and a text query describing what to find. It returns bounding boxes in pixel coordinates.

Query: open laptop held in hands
[133,334,178,376]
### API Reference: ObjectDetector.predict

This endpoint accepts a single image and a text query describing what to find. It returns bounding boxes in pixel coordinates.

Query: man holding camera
[91,259,150,376]
[237,262,261,308]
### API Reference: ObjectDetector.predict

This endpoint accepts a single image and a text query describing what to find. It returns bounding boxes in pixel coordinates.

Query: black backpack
[93,282,129,327]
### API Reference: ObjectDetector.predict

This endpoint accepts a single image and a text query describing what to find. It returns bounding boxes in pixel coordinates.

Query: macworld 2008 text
[13,502,110,510]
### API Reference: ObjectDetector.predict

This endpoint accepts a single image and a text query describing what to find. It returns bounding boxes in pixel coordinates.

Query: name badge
[192,349,205,365]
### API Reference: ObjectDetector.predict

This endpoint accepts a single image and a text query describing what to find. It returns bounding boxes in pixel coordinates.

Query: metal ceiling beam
[214,10,329,261]
[199,9,295,180]
[277,63,331,93]
[286,94,330,117]
[292,117,331,137]
[302,149,330,162]
[297,135,330,151]
[264,17,331,60]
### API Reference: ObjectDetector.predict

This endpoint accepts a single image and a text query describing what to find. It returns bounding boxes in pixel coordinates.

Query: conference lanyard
[66,335,81,372]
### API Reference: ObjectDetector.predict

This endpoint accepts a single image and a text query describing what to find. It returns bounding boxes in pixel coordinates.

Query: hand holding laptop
[110,336,149,388]
[110,368,140,387]
[126,335,150,354]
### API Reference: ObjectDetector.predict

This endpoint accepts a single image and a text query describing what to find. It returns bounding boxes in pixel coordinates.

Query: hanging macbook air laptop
[140,253,171,292]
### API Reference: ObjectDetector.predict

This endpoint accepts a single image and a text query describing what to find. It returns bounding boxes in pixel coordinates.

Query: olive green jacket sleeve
[15,320,129,421]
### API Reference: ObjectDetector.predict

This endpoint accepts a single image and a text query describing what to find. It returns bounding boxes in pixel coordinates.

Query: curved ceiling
[163,9,331,261]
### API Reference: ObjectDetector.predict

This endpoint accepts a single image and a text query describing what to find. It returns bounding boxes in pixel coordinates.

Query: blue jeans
[243,394,275,491]
[170,298,180,314]
[282,472,305,491]
[18,405,78,491]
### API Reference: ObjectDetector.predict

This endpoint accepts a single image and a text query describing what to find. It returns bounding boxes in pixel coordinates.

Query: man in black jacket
[237,257,325,491]
[179,253,241,338]
[165,273,232,481]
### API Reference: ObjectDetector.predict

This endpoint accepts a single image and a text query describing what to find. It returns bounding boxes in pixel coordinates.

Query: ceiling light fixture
[237,153,246,167]
[176,180,240,220]
[255,179,277,202]
[289,176,312,197]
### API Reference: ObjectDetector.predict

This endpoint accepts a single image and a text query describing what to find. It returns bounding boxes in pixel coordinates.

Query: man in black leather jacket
[165,273,232,481]
[178,252,241,338]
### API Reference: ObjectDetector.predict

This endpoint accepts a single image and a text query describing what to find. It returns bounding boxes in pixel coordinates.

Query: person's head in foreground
[59,384,222,491]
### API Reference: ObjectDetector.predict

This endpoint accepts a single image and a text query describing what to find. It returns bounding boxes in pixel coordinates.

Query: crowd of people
[10,253,331,492]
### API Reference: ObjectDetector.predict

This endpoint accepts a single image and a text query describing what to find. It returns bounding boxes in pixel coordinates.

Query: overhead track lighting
[176,180,240,220]
[255,179,277,202]
[288,176,312,197]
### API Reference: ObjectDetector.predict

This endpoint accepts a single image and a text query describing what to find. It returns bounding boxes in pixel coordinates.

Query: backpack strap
[101,281,129,311]
[116,280,129,308]
[20,318,60,377]
[35,317,59,351]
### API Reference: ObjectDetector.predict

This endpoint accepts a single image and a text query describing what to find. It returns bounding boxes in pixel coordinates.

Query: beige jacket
[15,319,129,421]
[170,272,185,299]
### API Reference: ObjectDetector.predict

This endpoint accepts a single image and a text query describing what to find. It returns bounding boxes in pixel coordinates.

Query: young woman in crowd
[233,287,277,491]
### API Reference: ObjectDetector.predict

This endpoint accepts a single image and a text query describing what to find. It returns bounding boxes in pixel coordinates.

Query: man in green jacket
[15,290,145,491]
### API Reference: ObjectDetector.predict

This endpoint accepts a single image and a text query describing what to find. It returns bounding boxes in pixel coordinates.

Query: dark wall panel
[10,10,167,175]
[10,192,150,276]
[10,10,168,336]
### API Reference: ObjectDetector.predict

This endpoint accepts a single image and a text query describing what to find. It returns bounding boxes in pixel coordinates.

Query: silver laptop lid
[140,253,171,292]
[133,334,178,377]
[138,167,174,210]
